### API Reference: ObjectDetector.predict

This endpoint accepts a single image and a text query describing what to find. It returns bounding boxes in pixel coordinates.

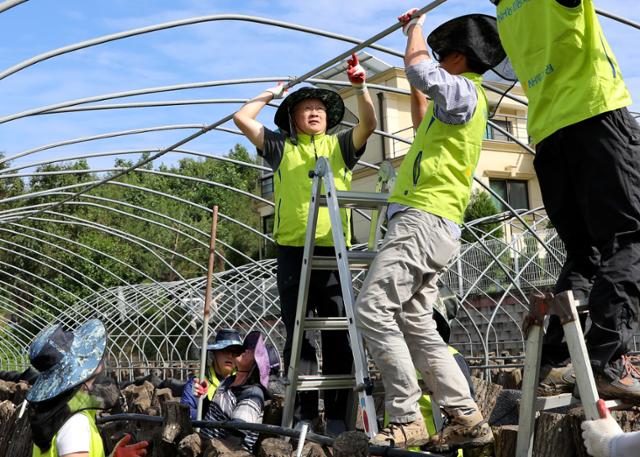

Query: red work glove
[398,8,425,36]
[111,435,149,457]
[193,378,208,397]
[347,53,366,90]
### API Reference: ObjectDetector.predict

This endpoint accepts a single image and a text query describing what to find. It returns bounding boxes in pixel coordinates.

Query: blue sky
[0,0,638,173]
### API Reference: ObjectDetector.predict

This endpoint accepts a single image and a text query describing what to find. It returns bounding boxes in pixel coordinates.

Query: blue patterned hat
[26,319,107,403]
[207,328,243,352]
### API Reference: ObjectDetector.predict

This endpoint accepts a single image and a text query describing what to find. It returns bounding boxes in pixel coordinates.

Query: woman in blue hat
[200,331,281,453]
[180,328,244,419]
[27,319,148,457]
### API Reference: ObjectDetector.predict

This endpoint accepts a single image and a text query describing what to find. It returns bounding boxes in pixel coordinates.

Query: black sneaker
[595,355,640,403]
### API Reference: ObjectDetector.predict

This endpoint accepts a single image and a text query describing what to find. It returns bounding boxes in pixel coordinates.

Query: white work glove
[581,400,623,457]
[265,82,288,100]
[398,8,426,36]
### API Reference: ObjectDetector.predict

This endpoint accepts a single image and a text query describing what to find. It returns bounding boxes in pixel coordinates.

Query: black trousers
[277,245,353,421]
[536,108,640,377]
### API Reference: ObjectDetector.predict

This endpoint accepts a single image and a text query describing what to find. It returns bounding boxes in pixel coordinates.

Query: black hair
[30,387,81,452]
[437,48,488,74]
[465,55,489,75]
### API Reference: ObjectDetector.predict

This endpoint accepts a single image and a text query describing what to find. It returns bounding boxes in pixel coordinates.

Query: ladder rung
[319,191,389,209]
[304,317,350,330]
[296,374,356,391]
[535,394,629,411]
[535,393,575,411]
[311,251,377,270]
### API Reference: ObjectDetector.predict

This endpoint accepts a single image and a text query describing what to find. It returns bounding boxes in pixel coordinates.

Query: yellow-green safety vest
[33,393,105,457]
[273,132,352,247]
[495,0,631,144]
[388,72,488,224]
[207,366,222,401]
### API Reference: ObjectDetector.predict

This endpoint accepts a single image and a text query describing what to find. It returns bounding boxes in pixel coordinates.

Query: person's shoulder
[56,413,91,454]
[62,411,91,428]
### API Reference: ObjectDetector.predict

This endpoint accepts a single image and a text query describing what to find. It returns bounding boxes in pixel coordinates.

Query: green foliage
[462,189,504,243]
[0,145,263,343]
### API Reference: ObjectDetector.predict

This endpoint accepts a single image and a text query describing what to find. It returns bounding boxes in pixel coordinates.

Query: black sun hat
[427,14,506,74]
[274,87,345,135]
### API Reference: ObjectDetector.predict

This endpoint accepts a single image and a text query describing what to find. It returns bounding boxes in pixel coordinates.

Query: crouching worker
[200,331,280,453]
[181,328,243,419]
[356,10,506,450]
[27,319,148,457]
[233,53,376,433]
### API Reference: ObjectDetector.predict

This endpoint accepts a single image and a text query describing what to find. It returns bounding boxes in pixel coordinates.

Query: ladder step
[319,191,389,209]
[535,393,629,411]
[296,374,356,391]
[304,317,350,330]
[311,251,377,270]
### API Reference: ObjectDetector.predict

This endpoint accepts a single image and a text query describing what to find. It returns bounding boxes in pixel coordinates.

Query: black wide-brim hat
[274,87,345,134]
[427,14,506,74]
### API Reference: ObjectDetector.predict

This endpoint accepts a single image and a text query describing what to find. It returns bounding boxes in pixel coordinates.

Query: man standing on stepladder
[356,9,505,451]
[232,54,377,435]
[491,0,640,400]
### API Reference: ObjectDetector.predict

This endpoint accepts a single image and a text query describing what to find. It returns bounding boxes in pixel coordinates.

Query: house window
[489,179,529,211]
[485,119,513,142]
[262,215,274,235]
[261,175,274,198]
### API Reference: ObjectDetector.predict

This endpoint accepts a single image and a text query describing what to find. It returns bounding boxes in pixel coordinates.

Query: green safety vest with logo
[384,346,464,456]
[388,72,488,224]
[495,0,632,144]
[33,392,105,457]
[273,132,352,247]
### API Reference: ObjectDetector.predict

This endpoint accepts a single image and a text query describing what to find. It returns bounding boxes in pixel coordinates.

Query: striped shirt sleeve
[405,59,478,125]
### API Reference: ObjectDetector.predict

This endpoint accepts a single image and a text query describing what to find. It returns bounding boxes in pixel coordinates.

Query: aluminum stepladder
[516,290,603,457]
[280,157,396,439]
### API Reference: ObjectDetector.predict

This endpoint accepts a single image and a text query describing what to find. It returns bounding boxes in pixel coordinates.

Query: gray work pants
[356,208,478,422]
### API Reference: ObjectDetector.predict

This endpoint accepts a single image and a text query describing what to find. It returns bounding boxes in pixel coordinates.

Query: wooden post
[333,431,370,457]
[196,205,219,421]
[162,400,192,444]
[495,425,518,457]
[177,433,202,457]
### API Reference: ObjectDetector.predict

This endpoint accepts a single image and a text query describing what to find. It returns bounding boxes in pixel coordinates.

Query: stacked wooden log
[0,380,33,457]
[2,376,640,456]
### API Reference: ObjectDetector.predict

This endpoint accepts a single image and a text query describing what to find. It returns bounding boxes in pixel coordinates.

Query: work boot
[595,355,640,403]
[537,364,575,396]
[425,409,494,452]
[371,418,429,448]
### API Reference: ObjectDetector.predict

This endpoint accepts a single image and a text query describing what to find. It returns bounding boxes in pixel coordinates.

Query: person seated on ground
[582,399,640,457]
[27,319,148,457]
[200,331,279,453]
[181,328,244,420]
